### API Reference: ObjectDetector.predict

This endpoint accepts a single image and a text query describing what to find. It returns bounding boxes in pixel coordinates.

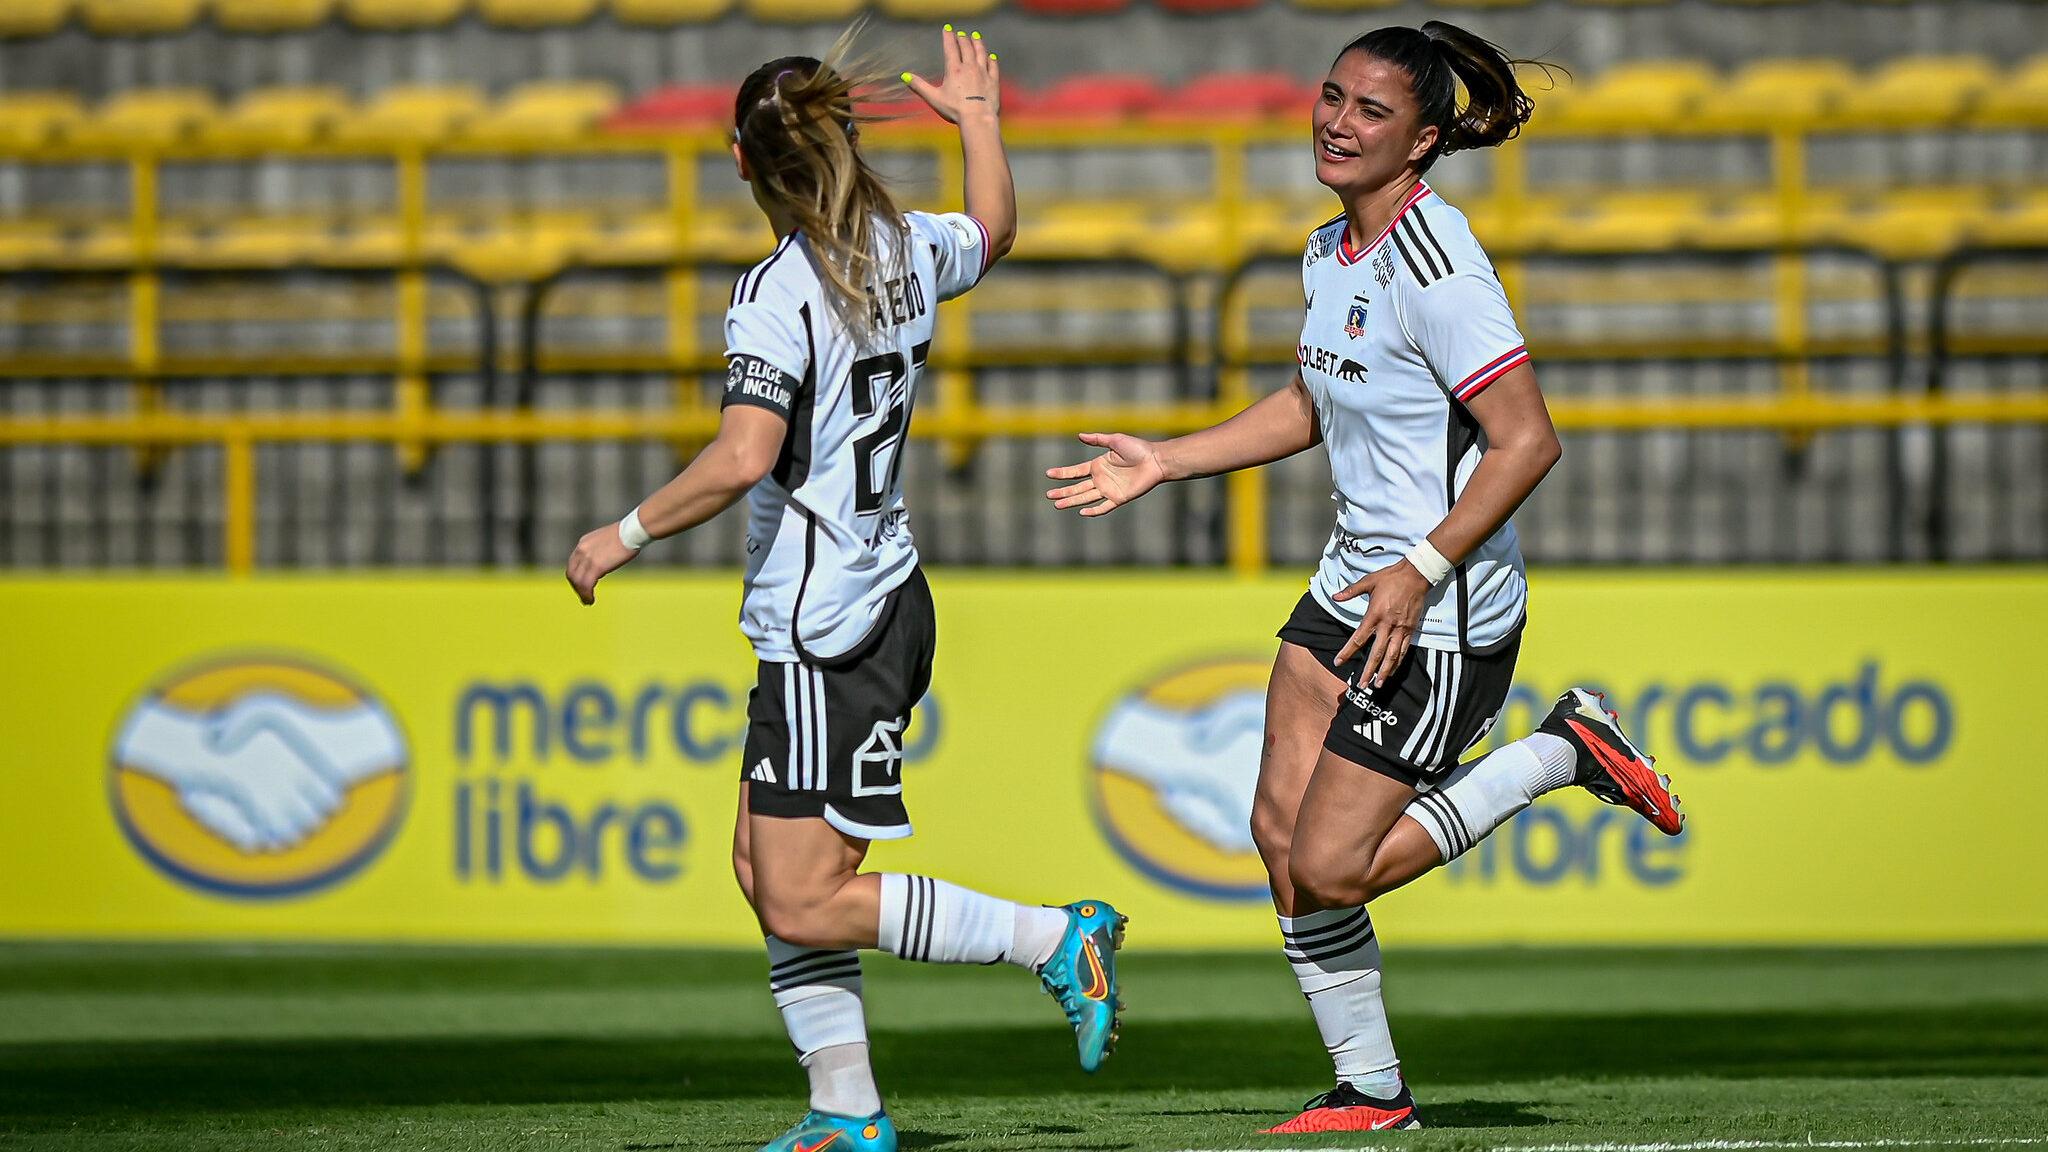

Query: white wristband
[618,507,652,551]
[1405,539,1454,585]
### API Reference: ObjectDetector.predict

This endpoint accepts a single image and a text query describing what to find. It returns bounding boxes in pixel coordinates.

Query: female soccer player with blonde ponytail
[567,28,1125,1152]
[1049,21,1683,1132]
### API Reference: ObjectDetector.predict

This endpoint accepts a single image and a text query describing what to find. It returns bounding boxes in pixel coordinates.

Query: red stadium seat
[1008,74,1163,122]
[1156,0,1262,12]
[1014,0,1130,15]
[604,83,733,132]
[1154,72,1311,121]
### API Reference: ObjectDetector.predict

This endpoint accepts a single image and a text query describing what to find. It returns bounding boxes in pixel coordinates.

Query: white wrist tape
[1405,539,1454,585]
[618,507,652,551]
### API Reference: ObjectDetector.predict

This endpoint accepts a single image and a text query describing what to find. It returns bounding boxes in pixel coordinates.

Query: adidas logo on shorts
[749,759,778,784]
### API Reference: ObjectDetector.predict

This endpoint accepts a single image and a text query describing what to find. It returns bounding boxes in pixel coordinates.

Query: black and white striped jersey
[1297,181,1529,654]
[723,211,989,663]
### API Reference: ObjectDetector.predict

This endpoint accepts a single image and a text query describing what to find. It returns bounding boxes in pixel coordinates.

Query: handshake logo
[1089,659,1274,902]
[108,657,411,897]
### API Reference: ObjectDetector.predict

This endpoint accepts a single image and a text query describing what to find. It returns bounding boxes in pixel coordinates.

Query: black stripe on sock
[918,877,937,962]
[770,953,860,984]
[1419,791,1472,856]
[1284,916,1378,964]
[769,958,861,992]
[1282,908,1368,947]
[770,947,843,973]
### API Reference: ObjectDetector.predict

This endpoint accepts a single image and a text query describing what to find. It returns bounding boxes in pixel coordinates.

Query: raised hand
[903,25,1000,123]
[1045,432,1169,517]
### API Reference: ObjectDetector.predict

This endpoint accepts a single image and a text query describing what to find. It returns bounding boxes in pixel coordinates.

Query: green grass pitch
[2,943,2046,1150]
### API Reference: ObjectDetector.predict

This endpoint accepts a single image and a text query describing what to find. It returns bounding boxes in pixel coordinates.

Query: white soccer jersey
[1297,182,1531,653]
[723,210,990,663]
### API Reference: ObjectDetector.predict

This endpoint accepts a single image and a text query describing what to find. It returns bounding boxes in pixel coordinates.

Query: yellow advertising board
[1,570,2042,946]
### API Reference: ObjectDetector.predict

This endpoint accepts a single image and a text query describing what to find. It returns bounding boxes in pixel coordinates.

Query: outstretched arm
[905,26,1014,261]
[1045,372,1319,516]
[565,405,787,604]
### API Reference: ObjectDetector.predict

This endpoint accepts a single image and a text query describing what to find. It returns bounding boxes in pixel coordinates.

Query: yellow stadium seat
[1974,54,2048,127]
[333,84,486,145]
[462,81,618,144]
[742,0,862,22]
[0,220,66,269]
[212,0,334,31]
[80,0,204,34]
[475,0,600,27]
[0,0,74,38]
[1833,55,1996,128]
[1825,187,1988,259]
[1975,190,2048,247]
[208,87,351,146]
[878,0,997,15]
[61,221,139,267]
[580,210,676,264]
[341,0,467,30]
[1547,60,1716,131]
[0,92,87,147]
[1518,62,1579,129]
[684,204,776,263]
[76,88,217,148]
[1014,200,1151,261]
[323,216,404,266]
[1695,58,1853,128]
[1529,190,1706,253]
[609,0,734,23]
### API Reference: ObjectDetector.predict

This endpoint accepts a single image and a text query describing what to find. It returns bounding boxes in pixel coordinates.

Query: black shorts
[741,568,935,840]
[1277,591,1520,790]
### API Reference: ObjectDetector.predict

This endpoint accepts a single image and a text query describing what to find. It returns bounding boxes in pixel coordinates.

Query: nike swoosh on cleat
[1373,1115,1408,1130]
[1080,938,1109,1001]
[793,1135,842,1152]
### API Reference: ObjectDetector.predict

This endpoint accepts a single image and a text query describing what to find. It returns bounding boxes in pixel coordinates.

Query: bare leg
[1250,642,1447,910]
[1288,750,1420,911]
[748,811,879,950]
[1249,642,1345,918]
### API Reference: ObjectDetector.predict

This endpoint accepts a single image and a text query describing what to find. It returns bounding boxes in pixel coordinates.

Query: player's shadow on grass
[4,1007,2047,1124]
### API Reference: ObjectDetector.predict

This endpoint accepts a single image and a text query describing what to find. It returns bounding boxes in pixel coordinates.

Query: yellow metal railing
[8,391,2048,575]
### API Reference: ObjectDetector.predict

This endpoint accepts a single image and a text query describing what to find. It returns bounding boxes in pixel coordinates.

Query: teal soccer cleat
[1037,899,1128,1072]
[752,1109,896,1152]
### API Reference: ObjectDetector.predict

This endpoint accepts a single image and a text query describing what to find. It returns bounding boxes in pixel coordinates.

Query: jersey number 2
[848,341,929,518]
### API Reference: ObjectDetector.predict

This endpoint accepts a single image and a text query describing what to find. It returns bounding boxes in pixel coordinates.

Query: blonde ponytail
[735,28,907,339]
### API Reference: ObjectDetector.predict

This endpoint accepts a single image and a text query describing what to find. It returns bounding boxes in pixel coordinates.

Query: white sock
[1013,905,1070,973]
[1405,732,1576,862]
[1279,907,1401,1096]
[878,874,1057,970]
[801,1043,882,1118]
[765,937,880,1116]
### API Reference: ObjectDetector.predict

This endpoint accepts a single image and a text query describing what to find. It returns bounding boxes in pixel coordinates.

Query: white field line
[1171,1131,2048,1139]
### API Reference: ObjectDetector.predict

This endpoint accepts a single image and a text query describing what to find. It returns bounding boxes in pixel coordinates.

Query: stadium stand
[0,3,2044,571]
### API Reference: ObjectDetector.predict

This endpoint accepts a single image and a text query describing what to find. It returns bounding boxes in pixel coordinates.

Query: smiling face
[1312,50,1440,200]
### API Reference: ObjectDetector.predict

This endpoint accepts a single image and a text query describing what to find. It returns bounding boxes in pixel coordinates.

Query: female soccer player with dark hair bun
[568,28,1125,1152]
[1048,21,1684,1133]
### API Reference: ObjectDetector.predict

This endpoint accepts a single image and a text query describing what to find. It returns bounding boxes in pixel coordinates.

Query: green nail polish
[901,72,914,83]
[944,23,952,31]
[972,31,981,39]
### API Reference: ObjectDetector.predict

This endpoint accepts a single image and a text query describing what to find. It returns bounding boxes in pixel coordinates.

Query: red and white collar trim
[1337,182,1433,267]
